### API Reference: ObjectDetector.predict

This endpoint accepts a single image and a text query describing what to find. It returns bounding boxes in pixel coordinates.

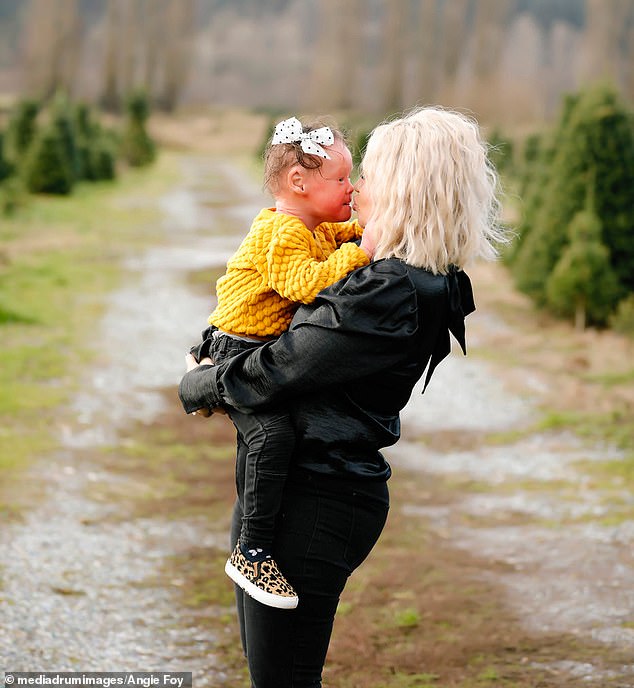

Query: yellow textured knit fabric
[209,208,368,337]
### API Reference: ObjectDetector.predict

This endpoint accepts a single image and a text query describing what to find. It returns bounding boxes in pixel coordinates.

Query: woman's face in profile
[352,173,372,228]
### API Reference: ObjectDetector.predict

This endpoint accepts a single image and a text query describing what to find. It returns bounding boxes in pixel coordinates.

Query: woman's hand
[184,354,224,416]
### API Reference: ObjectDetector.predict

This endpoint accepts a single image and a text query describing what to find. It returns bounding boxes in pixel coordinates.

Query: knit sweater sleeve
[326,220,364,245]
[266,221,369,304]
[178,261,418,414]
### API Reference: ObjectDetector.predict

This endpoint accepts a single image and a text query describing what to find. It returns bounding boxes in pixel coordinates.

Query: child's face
[305,139,354,223]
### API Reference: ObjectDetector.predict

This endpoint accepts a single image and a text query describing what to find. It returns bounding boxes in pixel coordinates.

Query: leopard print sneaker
[225,544,299,610]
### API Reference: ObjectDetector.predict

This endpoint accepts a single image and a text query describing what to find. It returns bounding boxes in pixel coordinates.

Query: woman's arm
[179,262,417,414]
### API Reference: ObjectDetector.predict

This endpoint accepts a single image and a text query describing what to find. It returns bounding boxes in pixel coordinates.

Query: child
[189,116,372,610]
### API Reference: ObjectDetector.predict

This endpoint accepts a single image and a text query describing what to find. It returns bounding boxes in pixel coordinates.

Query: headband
[271,117,334,159]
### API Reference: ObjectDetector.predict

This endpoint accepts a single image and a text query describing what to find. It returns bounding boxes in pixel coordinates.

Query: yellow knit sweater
[209,208,368,337]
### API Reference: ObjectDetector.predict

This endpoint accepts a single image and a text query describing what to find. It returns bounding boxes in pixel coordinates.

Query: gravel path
[0,156,266,680]
[2,153,633,685]
[389,313,634,682]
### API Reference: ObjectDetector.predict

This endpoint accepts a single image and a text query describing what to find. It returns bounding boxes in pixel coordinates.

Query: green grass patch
[0,152,182,486]
[537,408,634,453]
[373,673,441,688]
[484,427,534,445]
[0,303,35,324]
[476,667,500,682]
[186,265,225,296]
[582,368,634,387]
[171,548,236,609]
[393,607,421,629]
[575,453,634,490]
[0,425,56,471]
[86,420,236,521]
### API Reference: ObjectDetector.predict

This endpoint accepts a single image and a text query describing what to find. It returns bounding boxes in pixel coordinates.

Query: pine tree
[120,91,156,167]
[51,92,81,182]
[546,207,620,329]
[507,94,580,274]
[5,99,39,166]
[0,131,15,182]
[512,85,634,303]
[73,102,111,182]
[517,133,541,198]
[90,136,116,181]
[488,128,515,176]
[23,125,73,195]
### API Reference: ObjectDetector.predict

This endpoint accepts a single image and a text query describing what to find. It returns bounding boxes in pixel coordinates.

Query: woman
[179,107,505,687]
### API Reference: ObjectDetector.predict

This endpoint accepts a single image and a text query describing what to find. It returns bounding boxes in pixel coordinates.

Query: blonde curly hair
[362,107,505,274]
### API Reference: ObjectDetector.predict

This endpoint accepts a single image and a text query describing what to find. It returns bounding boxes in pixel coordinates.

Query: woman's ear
[286,165,307,194]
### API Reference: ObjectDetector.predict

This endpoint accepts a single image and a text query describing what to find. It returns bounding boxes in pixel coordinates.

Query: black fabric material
[179,258,475,481]
[231,456,389,688]
[203,332,295,549]
[188,325,218,363]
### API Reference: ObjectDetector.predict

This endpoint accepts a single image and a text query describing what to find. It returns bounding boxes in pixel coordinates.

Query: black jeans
[206,329,295,548]
[231,458,390,688]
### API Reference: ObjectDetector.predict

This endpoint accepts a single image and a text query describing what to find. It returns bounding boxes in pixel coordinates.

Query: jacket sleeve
[265,223,369,305]
[178,261,417,414]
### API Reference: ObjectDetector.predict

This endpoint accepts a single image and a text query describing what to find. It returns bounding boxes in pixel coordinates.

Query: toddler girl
[189,116,372,609]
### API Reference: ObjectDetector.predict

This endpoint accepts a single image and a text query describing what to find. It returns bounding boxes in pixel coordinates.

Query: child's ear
[286,165,307,194]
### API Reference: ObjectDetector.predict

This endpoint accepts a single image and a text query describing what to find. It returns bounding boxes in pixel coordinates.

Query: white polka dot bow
[271,117,334,159]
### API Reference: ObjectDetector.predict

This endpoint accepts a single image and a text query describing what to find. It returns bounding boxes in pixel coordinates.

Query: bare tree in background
[142,0,162,98]
[439,0,469,86]
[416,0,439,104]
[381,0,406,112]
[120,1,141,98]
[8,0,633,124]
[584,0,619,83]
[306,0,363,111]
[101,0,120,110]
[471,0,512,81]
[22,0,81,99]
[626,13,634,100]
[101,0,194,112]
[584,0,634,94]
[158,0,195,111]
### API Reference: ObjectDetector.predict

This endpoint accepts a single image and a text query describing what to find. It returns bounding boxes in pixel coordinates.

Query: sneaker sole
[225,560,299,610]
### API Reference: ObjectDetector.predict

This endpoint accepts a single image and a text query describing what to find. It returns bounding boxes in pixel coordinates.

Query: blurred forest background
[0,0,633,333]
[0,0,632,125]
[2,4,634,680]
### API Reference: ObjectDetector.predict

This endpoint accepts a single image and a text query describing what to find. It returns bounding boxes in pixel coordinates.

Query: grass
[94,391,630,688]
[583,368,634,387]
[2,114,633,684]
[536,408,634,452]
[0,153,180,507]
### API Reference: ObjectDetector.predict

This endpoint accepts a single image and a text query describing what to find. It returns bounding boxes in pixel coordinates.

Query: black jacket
[178,259,475,481]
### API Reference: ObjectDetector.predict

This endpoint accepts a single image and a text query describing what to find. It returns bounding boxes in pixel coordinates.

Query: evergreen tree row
[0,91,156,212]
[507,84,634,333]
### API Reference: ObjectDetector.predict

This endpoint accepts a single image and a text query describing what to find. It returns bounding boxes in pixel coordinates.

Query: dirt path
[1,149,633,687]
[389,317,634,680]
[0,155,266,679]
